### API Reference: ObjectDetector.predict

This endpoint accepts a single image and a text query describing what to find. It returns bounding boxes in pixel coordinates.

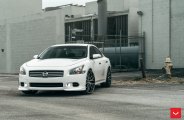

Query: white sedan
[19,44,111,94]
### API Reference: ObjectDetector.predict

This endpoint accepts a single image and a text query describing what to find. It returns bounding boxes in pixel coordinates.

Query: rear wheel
[101,68,111,87]
[83,70,95,94]
[21,90,38,95]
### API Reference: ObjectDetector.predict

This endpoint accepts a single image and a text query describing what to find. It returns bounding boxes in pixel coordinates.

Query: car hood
[26,58,87,67]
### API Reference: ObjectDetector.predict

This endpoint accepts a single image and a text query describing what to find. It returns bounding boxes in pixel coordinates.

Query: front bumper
[18,73,86,91]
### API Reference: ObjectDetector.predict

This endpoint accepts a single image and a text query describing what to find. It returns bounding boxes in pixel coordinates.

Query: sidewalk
[112,71,142,80]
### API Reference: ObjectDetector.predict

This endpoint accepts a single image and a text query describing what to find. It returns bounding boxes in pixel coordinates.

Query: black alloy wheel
[84,69,95,94]
[101,68,111,87]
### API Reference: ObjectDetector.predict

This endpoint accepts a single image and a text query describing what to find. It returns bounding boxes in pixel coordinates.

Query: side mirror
[33,55,39,59]
[92,54,101,59]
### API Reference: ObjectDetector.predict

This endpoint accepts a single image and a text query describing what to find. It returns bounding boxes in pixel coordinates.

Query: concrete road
[0,75,183,120]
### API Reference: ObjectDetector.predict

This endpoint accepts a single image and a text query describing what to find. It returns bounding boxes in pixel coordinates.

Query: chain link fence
[66,34,145,72]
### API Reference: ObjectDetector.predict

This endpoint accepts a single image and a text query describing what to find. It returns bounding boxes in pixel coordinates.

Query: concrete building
[65,0,139,45]
[139,0,184,69]
[0,0,140,73]
[85,1,98,15]
[44,4,85,17]
[1,0,184,73]
[0,11,65,73]
[0,0,42,20]
[0,1,88,73]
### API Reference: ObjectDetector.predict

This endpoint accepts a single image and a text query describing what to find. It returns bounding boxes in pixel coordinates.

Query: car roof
[52,44,94,47]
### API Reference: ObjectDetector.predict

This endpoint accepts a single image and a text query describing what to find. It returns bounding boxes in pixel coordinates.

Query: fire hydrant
[164,57,173,79]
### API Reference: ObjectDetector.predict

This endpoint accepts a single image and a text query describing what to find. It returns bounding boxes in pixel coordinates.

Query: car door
[90,46,105,82]
[93,47,107,80]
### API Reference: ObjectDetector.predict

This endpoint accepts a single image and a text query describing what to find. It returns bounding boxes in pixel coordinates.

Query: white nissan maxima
[19,44,111,95]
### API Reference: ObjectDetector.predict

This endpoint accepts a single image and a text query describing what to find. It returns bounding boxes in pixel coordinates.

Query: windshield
[39,46,87,59]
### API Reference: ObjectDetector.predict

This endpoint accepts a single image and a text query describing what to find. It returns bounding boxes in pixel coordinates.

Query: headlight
[69,65,85,75]
[20,67,26,75]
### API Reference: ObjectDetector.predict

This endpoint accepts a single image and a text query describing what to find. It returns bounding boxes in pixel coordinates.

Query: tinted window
[39,46,87,59]
[94,47,103,56]
[90,46,102,59]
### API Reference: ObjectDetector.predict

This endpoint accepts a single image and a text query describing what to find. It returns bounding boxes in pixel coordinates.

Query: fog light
[73,82,79,87]
[24,83,28,87]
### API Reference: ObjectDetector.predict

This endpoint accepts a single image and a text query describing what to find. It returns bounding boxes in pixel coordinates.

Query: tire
[21,90,38,95]
[83,69,95,94]
[101,68,111,87]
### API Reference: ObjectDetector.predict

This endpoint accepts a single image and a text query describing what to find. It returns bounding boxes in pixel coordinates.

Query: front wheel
[83,70,95,94]
[101,68,111,87]
[21,90,38,95]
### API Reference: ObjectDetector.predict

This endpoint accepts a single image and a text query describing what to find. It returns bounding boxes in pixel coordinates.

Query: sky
[42,0,97,8]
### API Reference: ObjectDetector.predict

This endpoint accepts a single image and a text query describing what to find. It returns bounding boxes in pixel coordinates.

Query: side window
[94,47,103,57]
[90,46,102,59]
[90,47,96,59]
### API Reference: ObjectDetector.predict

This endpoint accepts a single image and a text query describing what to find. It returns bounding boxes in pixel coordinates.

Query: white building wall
[139,0,184,69]
[61,6,85,17]
[0,0,42,20]
[0,10,65,73]
[152,0,170,69]
[128,0,139,36]
[140,0,170,69]
[107,0,128,11]
[139,0,153,69]
[72,6,85,16]
[85,1,98,15]
[0,24,6,73]
[171,0,184,68]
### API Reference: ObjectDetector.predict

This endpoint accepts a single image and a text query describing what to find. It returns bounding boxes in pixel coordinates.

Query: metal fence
[66,34,145,72]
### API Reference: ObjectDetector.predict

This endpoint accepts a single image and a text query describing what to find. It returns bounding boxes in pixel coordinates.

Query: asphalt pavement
[0,74,183,120]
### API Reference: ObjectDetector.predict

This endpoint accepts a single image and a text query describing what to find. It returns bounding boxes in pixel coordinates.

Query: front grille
[29,70,64,78]
[30,83,63,87]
